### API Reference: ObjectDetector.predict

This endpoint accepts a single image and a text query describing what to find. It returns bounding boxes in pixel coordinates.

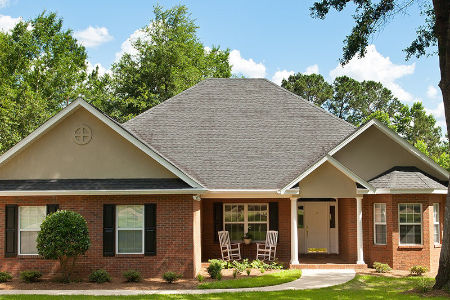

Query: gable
[332,125,448,182]
[0,107,177,180]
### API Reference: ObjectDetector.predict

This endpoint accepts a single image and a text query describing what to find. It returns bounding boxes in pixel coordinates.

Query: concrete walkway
[0,269,356,296]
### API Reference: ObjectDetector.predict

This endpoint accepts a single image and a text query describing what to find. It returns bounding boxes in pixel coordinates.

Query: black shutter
[269,202,279,240]
[213,202,223,242]
[5,205,18,257]
[144,204,156,256]
[46,204,59,215]
[103,204,115,257]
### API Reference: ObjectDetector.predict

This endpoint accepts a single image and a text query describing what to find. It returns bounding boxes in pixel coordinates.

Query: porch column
[356,196,365,264]
[290,197,299,265]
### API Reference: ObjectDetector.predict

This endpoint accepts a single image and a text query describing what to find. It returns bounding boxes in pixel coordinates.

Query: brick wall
[0,195,199,278]
[338,198,357,263]
[201,198,291,263]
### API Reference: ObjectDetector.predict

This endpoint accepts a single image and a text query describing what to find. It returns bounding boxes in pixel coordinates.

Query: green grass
[0,275,449,299]
[198,269,302,289]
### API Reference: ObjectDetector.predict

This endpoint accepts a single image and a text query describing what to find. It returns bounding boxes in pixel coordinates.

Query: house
[0,78,447,278]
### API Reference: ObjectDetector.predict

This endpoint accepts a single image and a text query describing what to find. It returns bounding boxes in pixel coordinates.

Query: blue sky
[0,0,445,130]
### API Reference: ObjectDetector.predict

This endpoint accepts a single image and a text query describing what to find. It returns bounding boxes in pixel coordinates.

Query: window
[374,203,387,245]
[433,203,440,244]
[19,206,46,255]
[329,205,336,229]
[298,205,304,229]
[224,204,268,241]
[116,205,144,254]
[399,204,422,245]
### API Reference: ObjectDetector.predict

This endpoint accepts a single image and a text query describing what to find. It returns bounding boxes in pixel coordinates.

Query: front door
[305,202,328,252]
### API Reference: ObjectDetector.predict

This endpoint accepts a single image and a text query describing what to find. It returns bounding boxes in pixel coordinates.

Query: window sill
[373,244,388,247]
[18,254,40,259]
[115,254,145,258]
[397,245,423,250]
[434,244,442,248]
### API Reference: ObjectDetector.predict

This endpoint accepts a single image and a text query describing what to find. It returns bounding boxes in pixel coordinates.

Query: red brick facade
[0,195,200,278]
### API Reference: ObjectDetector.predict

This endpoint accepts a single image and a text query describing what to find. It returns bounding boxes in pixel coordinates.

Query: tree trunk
[433,0,450,290]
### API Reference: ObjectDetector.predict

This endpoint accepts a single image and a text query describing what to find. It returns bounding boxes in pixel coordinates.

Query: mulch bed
[357,268,437,278]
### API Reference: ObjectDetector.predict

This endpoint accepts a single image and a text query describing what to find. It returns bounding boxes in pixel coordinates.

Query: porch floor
[293,254,367,270]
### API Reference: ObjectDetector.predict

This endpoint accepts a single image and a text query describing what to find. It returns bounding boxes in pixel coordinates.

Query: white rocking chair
[218,231,241,261]
[256,230,278,261]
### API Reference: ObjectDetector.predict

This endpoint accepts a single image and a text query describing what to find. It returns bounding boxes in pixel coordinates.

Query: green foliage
[216,272,222,281]
[246,269,251,276]
[251,259,284,270]
[232,269,238,279]
[20,270,42,283]
[207,259,223,279]
[163,272,182,283]
[410,265,428,276]
[373,262,392,273]
[281,73,333,106]
[0,272,12,283]
[196,274,205,282]
[88,269,111,283]
[37,210,90,281]
[231,259,250,273]
[123,270,141,283]
[416,277,433,293]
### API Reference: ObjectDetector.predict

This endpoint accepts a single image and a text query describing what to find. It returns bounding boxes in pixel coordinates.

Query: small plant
[196,274,205,282]
[232,259,250,274]
[163,271,182,283]
[0,272,12,283]
[373,262,392,273]
[233,269,238,279]
[242,232,253,239]
[246,268,251,276]
[260,268,265,274]
[416,277,433,293]
[207,259,223,279]
[410,265,428,276]
[123,270,141,282]
[20,270,42,283]
[89,269,111,283]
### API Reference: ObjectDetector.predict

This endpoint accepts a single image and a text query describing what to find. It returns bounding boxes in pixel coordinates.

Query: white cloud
[0,0,10,9]
[229,49,266,78]
[87,61,109,77]
[427,85,439,99]
[329,45,415,102]
[271,70,294,85]
[115,28,148,61]
[0,14,21,32]
[304,64,319,75]
[74,26,113,48]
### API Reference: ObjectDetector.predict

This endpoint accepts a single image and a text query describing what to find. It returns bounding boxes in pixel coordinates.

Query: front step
[291,263,367,270]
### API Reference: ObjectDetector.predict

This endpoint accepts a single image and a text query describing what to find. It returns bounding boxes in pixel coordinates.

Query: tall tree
[0,12,87,153]
[310,0,450,288]
[281,73,333,106]
[110,5,232,122]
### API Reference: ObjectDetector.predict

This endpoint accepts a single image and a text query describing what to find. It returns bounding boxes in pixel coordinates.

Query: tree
[110,5,232,122]
[37,210,90,282]
[310,0,450,288]
[281,73,333,106]
[0,12,88,154]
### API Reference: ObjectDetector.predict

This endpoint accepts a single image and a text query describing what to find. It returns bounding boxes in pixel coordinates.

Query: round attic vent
[73,125,92,145]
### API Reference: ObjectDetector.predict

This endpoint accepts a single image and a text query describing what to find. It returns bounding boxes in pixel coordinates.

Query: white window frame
[223,203,269,242]
[433,203,440,245]
[18,206,46,255]
[373,203,387,245]
[398,203,422,246]
[115,205,145,255]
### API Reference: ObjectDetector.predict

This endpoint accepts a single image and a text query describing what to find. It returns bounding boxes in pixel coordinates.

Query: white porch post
[356,196,365,264]
[290,197,299,265]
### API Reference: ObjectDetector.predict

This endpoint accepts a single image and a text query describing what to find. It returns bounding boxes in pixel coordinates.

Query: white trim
[290,197,299,265]
[356,197,365,264]
[0,98,203,189]
[115,205,145,255]
[280,155,374,193]
[18,206,46,256]
[375,189,447,194]
[398,203,423,246]
[373,203,387,245]
[0,189,207,196]
[329,119,449,179]
[433,203,440,245]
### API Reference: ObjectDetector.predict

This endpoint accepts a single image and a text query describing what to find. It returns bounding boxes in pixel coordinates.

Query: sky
[0,0,445,131]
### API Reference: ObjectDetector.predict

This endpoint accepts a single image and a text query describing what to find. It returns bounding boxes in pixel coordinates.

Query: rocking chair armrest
[230,243,241,248]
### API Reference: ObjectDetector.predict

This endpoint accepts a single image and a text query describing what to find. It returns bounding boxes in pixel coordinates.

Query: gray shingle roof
[124,78,355,189]
[368,167,448,190]
[0,178,191,191]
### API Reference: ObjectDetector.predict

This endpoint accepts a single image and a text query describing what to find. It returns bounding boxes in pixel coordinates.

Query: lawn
[198,269,302,289]
[0,275,448,299]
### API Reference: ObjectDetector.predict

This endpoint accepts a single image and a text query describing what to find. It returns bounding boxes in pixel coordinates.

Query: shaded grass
[0,275,449,299]
[198,269,302,289]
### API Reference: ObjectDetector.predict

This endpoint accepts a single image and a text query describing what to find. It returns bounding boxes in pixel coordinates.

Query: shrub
[373,262,392,273]
[37,210,90,281]
[416,277,433,293]
[207,259,223,279]
[246,268,251,276]
[163,272,182,283]
[410,265,428,276]
[216,272,222,281]
[260,268,265,274]
[20,270,42,283]
[0,272,12,283]
[232,269,238,279]
[89,269,111,283]
[196,274,205,282]
[232,259,250,273]
[123,270,141,282]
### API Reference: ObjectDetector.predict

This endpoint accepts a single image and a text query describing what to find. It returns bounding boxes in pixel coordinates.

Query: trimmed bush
[373,262,392,273]
[410,265,428,276]
[0,272,12,283]
[196,274,205,282]
[89,269,111,283]
[207,259,223,279]
[123,270,141,282]
[20,270,42,283]
[163,272,182,283]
